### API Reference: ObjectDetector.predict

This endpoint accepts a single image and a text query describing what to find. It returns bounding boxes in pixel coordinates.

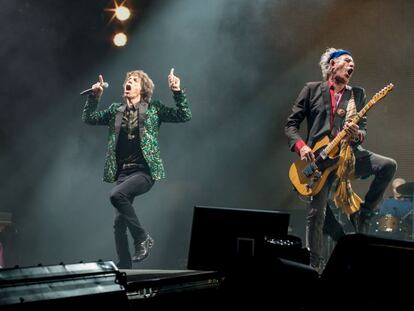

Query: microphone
[80,82,109,95]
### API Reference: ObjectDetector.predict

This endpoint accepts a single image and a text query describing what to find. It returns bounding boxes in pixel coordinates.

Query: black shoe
[310,258,326,276]
[132,235,154,262]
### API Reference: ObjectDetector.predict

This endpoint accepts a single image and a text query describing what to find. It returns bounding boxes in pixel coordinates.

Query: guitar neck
[323,96,378,155]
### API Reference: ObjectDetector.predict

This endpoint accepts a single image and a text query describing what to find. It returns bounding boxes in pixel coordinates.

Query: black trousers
[307,151,397,270]
[110,167,154,269]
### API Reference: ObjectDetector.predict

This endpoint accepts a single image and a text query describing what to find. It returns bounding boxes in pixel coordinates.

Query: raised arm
[158,69,192,122]
[82,75,113,125]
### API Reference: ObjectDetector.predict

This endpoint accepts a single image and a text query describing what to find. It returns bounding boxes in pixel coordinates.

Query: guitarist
[285,47,397,272]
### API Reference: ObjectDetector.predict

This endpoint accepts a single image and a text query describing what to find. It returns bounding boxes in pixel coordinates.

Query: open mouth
[125,84,131,91]
[347,68,354,76]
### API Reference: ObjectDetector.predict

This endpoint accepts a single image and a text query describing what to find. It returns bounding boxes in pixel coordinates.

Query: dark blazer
[285,81,367,156]
[82,90,191,182]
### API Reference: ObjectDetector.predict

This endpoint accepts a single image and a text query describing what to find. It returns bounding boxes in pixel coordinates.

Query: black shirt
[116,103,147,168]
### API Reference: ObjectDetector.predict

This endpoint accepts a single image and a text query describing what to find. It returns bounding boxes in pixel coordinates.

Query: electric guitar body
[289,136,339,197]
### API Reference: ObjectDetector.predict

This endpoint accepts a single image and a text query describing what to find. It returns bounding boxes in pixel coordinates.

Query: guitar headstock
[371,83,394,103]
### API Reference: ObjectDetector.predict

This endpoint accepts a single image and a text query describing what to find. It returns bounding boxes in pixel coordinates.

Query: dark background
[1,0,413,269]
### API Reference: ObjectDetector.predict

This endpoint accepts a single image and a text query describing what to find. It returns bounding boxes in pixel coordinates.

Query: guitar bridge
[303,162,318,177]
[306,170,322,190]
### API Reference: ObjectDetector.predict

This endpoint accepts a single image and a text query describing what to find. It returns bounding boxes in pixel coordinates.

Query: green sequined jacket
[82,90,191,182]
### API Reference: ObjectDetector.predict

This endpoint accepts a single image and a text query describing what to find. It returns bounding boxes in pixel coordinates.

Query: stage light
[115,6,131,22]
[113,32,128,47]
[106,1,132,23]
[105,1,132,47]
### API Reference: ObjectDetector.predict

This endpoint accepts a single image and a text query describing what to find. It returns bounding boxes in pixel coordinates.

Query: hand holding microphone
[80,74,109,96]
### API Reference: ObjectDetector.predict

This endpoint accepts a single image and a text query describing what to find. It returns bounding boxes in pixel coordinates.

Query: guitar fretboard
[323,83,393,155]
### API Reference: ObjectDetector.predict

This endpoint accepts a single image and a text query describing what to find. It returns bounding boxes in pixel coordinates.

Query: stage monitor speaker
[187,205,290,271]
[0,260,128,310]
[320,233,414,308]
[322,233,414,281]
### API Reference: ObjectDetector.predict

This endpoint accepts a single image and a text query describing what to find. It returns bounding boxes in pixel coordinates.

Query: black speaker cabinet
[322,233,414,281]
[320,234,414,309]
[187,205,290,271]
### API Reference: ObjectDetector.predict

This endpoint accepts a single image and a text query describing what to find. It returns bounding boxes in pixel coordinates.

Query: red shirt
[328,80,345,129]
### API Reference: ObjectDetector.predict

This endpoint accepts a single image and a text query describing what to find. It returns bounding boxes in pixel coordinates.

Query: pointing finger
[99,74,104,84]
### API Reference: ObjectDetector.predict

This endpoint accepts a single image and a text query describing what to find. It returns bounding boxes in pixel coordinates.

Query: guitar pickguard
[288,141,340,196]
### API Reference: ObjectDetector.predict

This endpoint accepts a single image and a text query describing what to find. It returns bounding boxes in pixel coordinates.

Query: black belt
[121,163,142,170]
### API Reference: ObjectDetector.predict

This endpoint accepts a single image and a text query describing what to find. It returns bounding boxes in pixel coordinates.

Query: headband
[328,49,352,62]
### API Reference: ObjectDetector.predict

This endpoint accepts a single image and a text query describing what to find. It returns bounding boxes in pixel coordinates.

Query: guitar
[289,83,394,197]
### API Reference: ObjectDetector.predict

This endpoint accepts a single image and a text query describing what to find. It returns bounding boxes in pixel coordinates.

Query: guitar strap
[333,90,363,215]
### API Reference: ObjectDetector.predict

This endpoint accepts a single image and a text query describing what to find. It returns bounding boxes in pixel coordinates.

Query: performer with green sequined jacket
[82,69,191,269]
